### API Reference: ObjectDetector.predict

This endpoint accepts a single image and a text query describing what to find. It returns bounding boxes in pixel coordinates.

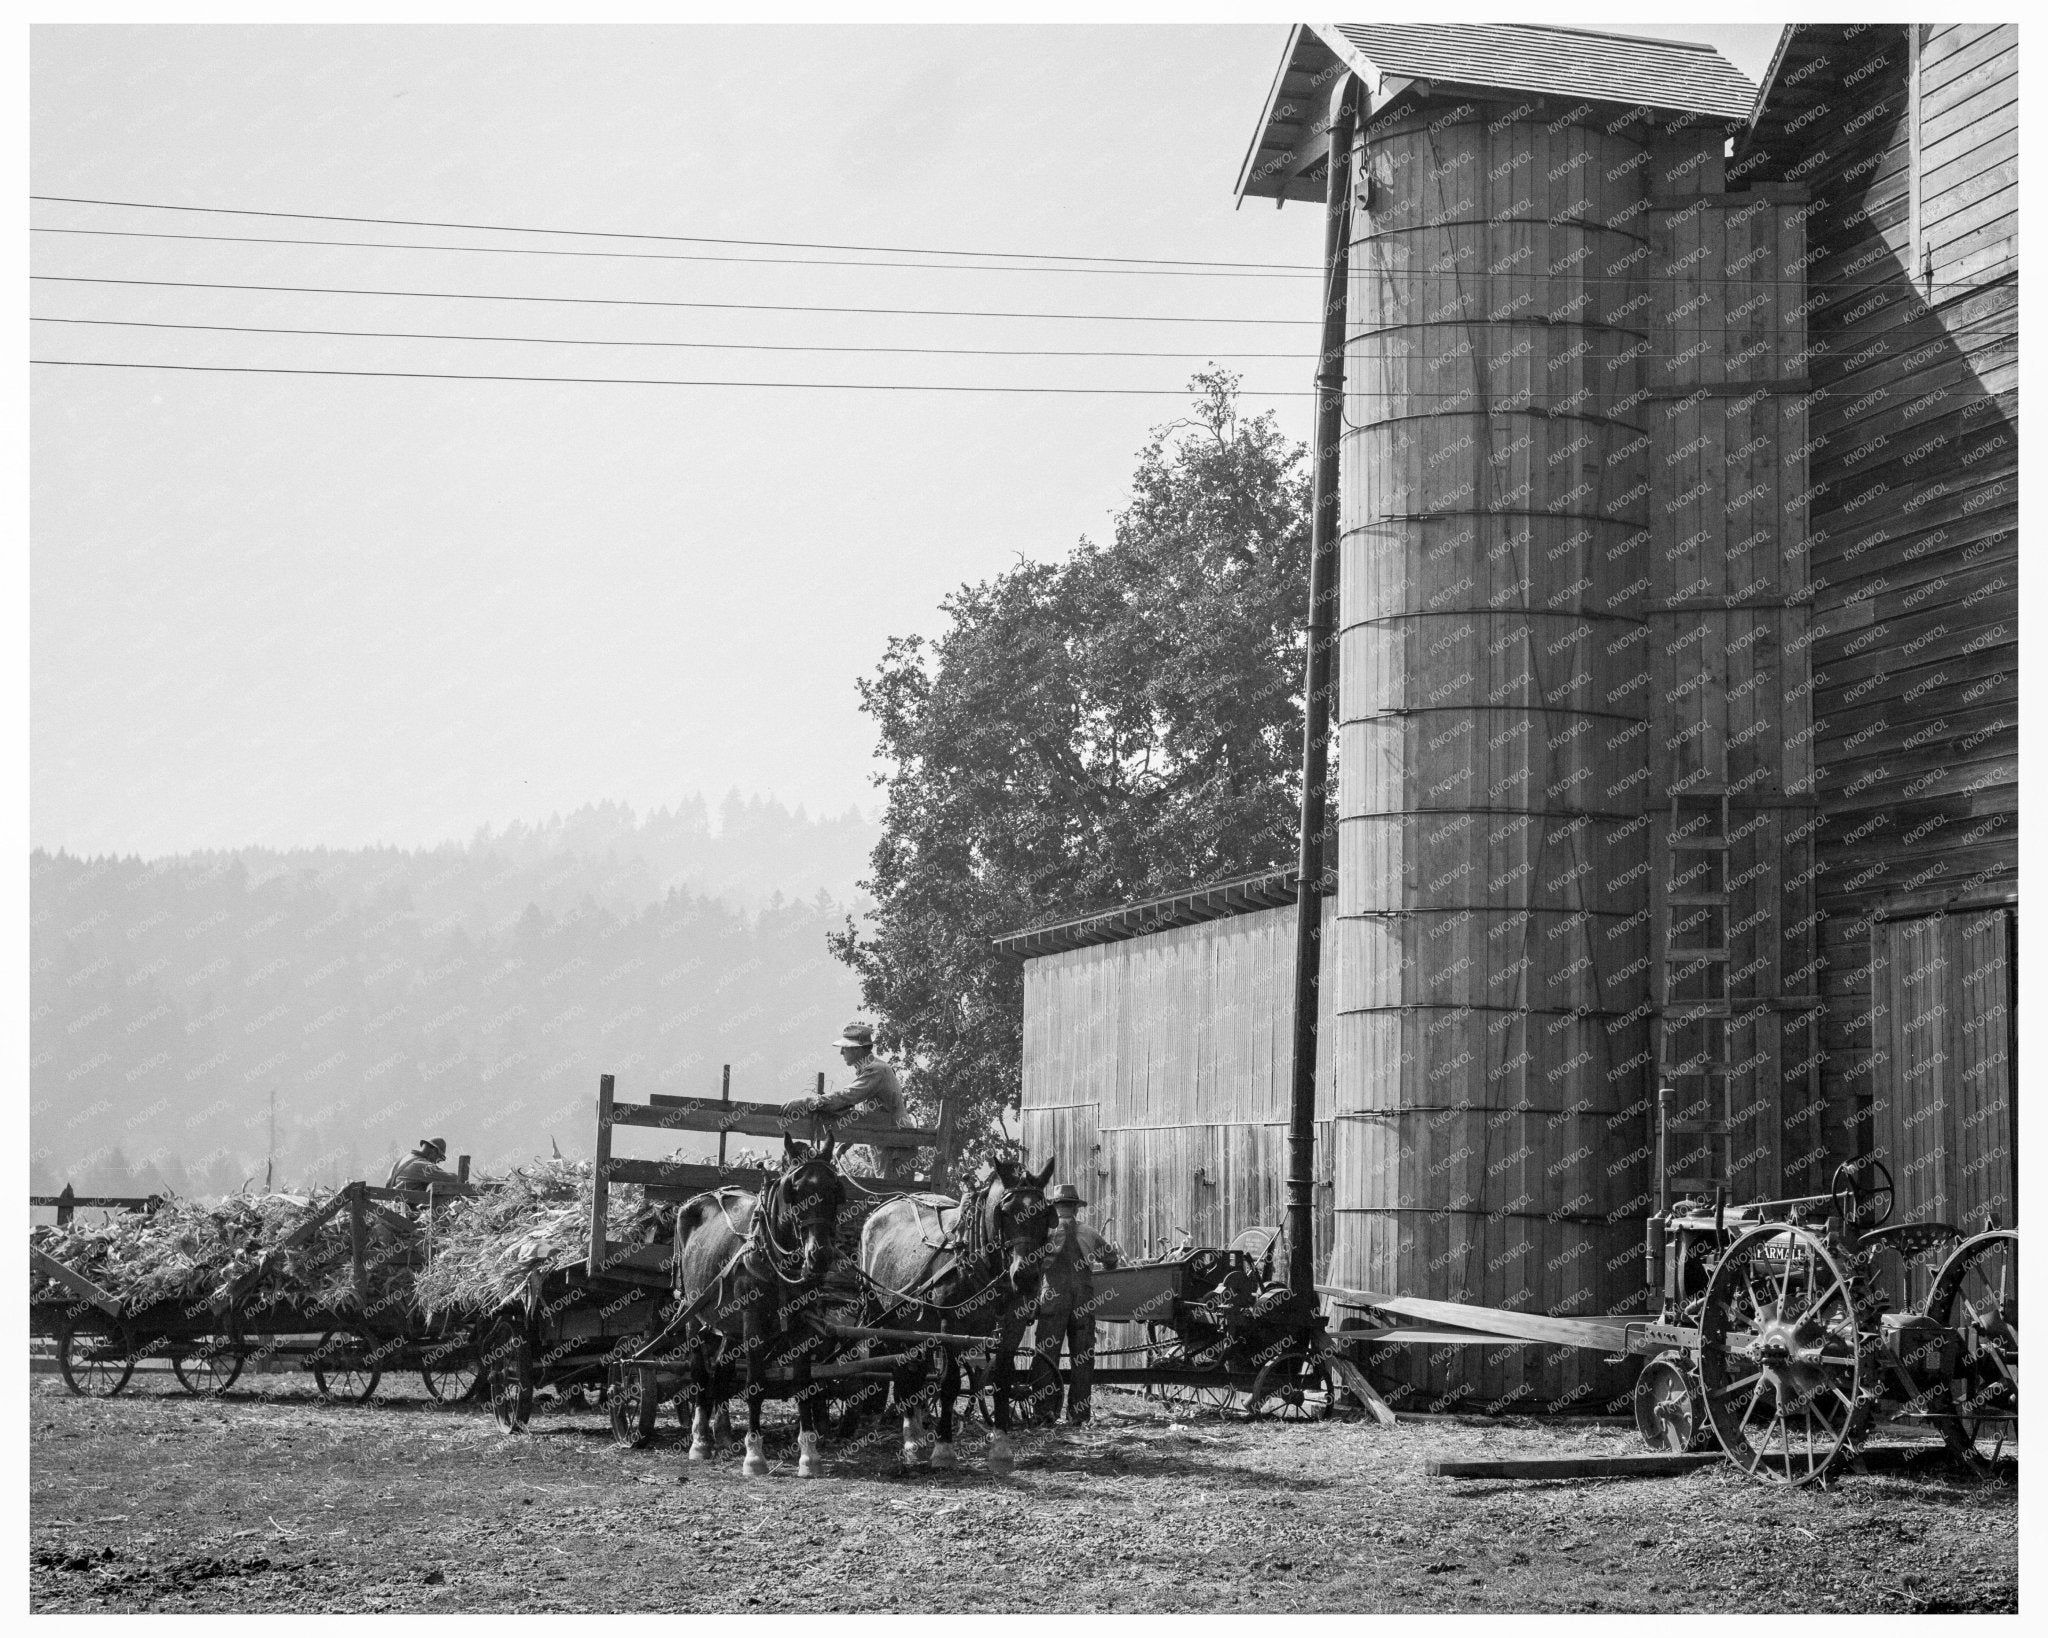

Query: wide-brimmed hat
[418,1137,447,1159]
[1047,1182,1085,1208]
[832,1021,876,1052]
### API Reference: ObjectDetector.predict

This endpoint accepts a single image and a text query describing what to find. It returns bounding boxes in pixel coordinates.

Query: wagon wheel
[607,1360,652,1448]
[1925,1228,2018,1476]
[481,1318,534,1433]
[57,1327,135,1397]
[1144,1323,1235,1416]
[1633,1350,1709,1452]
[1244,1348,1344,1422]
[311,1327,383,1403]
[1698,1222,1872,1485]
[418,1330,481,1404]
[171,1338,244,1397]
[822,1337,888,1438]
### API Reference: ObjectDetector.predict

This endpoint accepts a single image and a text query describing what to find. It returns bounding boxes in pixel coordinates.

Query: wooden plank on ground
[1427,1453,1723,1480]
[1319,1287,1644,1353]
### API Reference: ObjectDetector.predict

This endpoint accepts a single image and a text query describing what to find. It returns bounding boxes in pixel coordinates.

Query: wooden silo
[1239,25,1808,1411]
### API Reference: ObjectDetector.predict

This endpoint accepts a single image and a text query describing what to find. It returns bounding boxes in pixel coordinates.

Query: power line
[32,358,1319,396]
[31,193,1320,273]
[30,225,1318,281]
[32,275,1321,326]
[29,315,1316,360]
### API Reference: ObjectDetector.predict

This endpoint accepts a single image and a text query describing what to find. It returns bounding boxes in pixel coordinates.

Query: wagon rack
[1318,1096,2019,1486]
[30,1171,487,1404]
[490,1071,954,1442]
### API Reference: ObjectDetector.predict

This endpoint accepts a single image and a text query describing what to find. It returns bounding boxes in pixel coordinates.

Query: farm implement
[1322,1102,2018,1486]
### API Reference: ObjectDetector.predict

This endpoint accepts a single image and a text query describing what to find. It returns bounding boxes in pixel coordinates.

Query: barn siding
[1737,23,2018,1189]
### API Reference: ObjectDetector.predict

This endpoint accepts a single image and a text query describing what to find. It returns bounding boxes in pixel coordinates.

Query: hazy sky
[31,23,1786,856]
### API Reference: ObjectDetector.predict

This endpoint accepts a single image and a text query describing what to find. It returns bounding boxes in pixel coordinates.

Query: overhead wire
[27,316,1318,360]
[30,358,1322,396]
[29,225,1321,280]
[30,274,1324,326]
[30,193,1320,272]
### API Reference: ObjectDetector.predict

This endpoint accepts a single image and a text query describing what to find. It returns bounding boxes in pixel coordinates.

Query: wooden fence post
[589,1073,614,1278]
[348,1183,367,1301]
[57,1183,74,1226]
[457,1154,470,1183]
[718,1064,731,1172]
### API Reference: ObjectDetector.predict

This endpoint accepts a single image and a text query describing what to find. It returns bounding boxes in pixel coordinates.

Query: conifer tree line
[31,795,873,1198]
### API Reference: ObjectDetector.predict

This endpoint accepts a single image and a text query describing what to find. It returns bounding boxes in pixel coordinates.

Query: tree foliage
[832,373,1314,1158]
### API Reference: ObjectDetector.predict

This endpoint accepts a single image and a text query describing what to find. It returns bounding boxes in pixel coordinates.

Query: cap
[419,1137,447,1159]
[832,1021,876,1052]
[1047,1182,1085,1208]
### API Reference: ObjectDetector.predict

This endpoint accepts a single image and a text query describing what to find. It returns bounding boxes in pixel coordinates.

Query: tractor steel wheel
[1633,1351,1707,1452]
[312,1327,382,1403]
[1926,1229,2018,1475]
[58,1328,134,1397]
[172,1341,244,1397]
[1245,1349,1343,1423]
[1699,1223,1871,1485]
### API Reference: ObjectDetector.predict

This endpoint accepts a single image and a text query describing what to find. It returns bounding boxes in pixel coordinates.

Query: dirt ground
[29,1372,2017,1613]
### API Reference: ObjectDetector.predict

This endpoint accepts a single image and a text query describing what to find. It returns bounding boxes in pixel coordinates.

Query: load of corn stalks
[409,1155,679,1318]
[31,1148,779,1323]
[28,1189,360,1316]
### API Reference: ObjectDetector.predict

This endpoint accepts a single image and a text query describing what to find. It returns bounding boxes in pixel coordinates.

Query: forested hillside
[30,796,877,1198]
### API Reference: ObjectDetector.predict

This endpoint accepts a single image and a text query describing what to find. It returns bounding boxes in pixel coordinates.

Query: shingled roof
[1238,23,1760,204]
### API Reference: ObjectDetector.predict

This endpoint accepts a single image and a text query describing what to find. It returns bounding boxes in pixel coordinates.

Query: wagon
[31,1180,489,1404]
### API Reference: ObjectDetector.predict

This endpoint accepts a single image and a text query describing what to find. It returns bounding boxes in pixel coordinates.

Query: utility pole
[265,1087,277,1192]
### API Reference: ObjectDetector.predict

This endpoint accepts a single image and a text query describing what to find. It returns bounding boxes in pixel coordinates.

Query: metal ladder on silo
[1655,787,1735,1208]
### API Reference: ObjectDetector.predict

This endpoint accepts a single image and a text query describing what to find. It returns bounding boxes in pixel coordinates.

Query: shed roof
[990,866,1310,958]
[1237,23,1760,204]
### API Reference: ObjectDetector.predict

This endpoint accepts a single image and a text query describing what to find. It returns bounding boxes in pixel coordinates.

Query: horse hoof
[929,1442,956,1469]
[901,1443,927,1468]
[987,1435,1015,1476]
[797,1433,822,1479]
[742,1434,769,1477]
[687,1442,712,1462]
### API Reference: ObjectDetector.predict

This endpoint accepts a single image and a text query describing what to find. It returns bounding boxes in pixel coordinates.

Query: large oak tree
[832,373,1317,1160]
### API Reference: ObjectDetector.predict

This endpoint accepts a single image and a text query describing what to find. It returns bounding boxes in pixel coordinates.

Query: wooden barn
[1005,22,2017,1413]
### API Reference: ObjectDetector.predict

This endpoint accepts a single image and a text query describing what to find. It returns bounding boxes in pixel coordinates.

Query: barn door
[1873,910,2015,1228]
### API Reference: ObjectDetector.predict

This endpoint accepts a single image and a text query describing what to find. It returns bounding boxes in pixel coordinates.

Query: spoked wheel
[58,1328,135,1397]
[1633,1350,1708,1452]
[822,1338,888,1439]
[1699,1223,1872,1485]
[1926,1229,2018,1475]
[311,1328,383,1403]
[418,1333,481,1404]
[1245,1348,1346,1422]
[1145,1325,1236,1416]
[607,1361,652,1448]
[172,1340,244,1397]
[481,1319,534,1433]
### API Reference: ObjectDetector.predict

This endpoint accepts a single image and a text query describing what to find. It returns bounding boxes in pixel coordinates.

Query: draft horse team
[661,1131,1063,1479]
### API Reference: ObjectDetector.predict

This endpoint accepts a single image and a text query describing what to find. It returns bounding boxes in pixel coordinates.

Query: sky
[31,22,1787,857]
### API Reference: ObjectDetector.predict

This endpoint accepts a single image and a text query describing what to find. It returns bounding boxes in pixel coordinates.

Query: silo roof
[1238,23,1760,204]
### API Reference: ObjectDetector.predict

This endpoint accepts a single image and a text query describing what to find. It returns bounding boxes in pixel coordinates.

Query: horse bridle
[754,1157,843,1282]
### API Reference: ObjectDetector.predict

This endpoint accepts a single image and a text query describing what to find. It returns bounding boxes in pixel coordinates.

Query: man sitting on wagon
[783,1021,917,1184]
[386,1136,459,1192]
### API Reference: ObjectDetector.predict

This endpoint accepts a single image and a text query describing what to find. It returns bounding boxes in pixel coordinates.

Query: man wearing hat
[386,1137,459,1190]
[1031,1182,1120,1426]
[787,1021,913,1182]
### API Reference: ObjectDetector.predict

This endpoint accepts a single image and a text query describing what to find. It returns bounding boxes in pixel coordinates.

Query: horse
[671,1133,846,1479]
[858,1155,1057,1474]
